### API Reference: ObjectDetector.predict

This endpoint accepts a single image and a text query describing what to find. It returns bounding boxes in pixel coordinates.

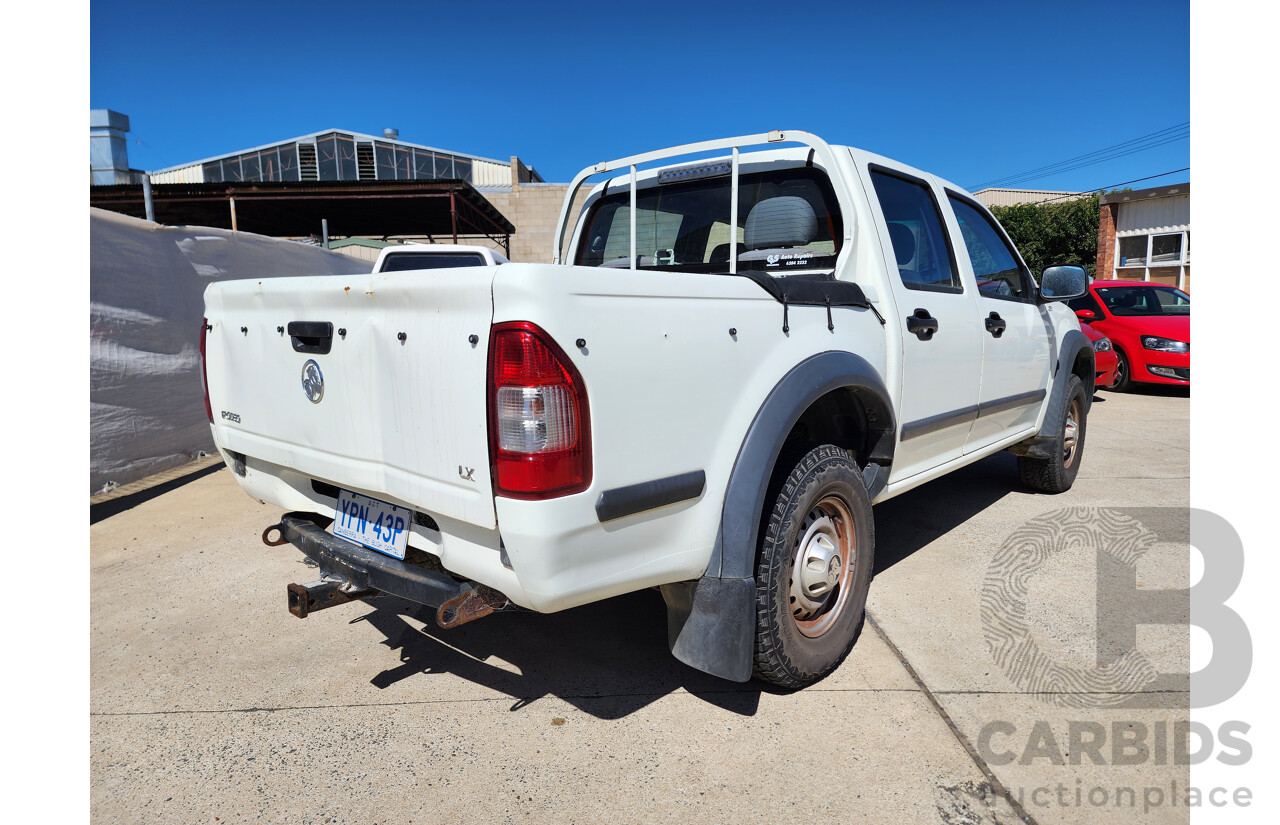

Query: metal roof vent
[383,128,399,140]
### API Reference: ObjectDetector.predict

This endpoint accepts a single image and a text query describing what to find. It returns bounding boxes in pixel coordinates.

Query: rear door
[864,165,984,482]
[942,192,1053,453]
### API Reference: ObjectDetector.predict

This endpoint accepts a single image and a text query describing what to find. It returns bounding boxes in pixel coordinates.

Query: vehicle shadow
[1104,384,1190,399]
[872,451,1020,574]
[355,588,769,720]
[353,450,1032,719]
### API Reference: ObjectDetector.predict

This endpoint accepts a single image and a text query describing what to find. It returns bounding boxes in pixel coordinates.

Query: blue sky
[91,0,1189,191]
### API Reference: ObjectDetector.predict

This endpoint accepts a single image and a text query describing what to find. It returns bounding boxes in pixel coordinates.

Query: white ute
[371,243,509,273]
[202,130,1095,687]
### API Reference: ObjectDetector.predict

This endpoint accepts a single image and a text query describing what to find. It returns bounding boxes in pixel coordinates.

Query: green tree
[991,193,1101,277]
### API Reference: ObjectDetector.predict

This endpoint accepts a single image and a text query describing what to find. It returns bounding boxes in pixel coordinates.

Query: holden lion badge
[301,359,324,404]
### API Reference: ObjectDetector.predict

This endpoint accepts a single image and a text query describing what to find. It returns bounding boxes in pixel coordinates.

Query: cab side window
[947,195,1032,301]
[870,170,961,292]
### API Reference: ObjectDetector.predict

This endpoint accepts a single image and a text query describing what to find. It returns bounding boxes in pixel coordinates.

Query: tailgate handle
[288,322,334,355]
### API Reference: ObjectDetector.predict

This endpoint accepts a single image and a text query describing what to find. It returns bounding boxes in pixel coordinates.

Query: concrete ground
[91,387,1189,824]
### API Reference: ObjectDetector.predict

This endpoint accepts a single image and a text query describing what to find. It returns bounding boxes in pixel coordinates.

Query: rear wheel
[1018,374,1088,493]
[753,445,874,688]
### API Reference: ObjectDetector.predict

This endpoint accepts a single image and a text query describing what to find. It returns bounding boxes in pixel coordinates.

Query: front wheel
[1110,347,1133,392]
[753,444,874,688]
[1018,374,1088,493]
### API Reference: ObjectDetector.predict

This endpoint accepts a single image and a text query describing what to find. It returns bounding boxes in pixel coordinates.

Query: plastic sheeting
[90,208,368,494]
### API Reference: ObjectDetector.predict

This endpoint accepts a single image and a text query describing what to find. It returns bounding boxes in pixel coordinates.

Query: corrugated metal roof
[973,188,1088,207]
[328,238,393,250]
[152,128,508,174]
[1100,182,1190,205]
[90,178,516,238]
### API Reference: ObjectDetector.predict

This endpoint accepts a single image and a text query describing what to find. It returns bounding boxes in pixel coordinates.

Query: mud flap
[660,577,757,683]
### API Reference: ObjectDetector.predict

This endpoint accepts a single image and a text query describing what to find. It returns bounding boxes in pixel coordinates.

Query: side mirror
[1075,308,1097,322]
[1040,265,1088,302]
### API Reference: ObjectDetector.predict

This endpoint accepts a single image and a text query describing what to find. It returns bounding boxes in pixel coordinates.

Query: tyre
[753,444,874,688]
[1109,347,1132,392]
[1017,374,1087,493]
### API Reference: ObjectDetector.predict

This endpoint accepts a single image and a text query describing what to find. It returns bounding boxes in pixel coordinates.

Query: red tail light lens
[488,321,591,498]
[200,318,213,422]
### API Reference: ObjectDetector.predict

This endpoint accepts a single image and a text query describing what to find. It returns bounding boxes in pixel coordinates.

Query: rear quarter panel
[491,263,888,612]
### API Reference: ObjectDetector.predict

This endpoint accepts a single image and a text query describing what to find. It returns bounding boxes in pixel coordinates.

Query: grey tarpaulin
[90,208,368,494]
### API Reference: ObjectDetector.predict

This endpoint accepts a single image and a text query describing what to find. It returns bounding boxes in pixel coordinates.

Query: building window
[413,149,434,178]
[316,134,339,181]
[1150,233,1183,263]
[375,142,397,180]
[1118,236,1147,267]
[278,145,299,181]
[241,152,261,181]
[1117,232,1187,268]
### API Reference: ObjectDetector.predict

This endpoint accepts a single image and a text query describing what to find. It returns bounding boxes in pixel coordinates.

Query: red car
[1069,280,1190,390]
[1080,322,1118,390]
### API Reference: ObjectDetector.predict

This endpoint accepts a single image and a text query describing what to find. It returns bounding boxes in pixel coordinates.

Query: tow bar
[263,512,510,627]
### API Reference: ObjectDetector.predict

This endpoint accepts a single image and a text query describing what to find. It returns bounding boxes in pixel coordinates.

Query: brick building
[1095,183,1190,289]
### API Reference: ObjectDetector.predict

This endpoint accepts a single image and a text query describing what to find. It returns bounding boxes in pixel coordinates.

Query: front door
[942,193,1054,454]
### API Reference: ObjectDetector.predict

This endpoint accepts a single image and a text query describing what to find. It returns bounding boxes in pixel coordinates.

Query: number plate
[333,489,410,560]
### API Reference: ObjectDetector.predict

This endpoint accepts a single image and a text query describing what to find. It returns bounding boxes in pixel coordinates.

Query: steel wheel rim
[788,494,856,638]
[1063,397,1081,468]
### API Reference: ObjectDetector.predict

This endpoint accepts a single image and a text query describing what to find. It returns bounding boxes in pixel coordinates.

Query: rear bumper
[276,512,476,608]
[1095,350,1118,388]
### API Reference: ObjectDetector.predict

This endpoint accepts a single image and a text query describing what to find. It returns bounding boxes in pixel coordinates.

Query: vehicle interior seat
[737,197,820,263]
[887,222,916,266]
[708,242,745,264]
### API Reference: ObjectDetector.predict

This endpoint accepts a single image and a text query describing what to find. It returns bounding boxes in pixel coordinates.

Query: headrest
[887,222,916,265]
[709,242,743,264]
[744,197,817,250]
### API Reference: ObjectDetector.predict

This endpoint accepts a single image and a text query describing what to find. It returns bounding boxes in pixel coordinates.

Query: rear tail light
[488,321,591,498]
[200,318,213,422]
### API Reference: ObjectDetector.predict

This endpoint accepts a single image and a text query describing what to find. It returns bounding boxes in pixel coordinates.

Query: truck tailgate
[203,267,497,528]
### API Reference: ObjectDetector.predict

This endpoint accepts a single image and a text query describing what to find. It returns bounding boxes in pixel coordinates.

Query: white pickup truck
[202,131,1094,688]
[372,243,509,273]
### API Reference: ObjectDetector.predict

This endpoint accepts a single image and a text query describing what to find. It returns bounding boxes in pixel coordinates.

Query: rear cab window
[380,253,488,271]
[574,166,843,274]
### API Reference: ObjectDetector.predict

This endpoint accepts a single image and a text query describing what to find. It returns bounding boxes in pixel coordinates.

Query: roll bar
[552,130,855,269]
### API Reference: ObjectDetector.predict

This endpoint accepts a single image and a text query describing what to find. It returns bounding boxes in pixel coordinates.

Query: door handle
[985,312,1007,338]
[905,308,938,341]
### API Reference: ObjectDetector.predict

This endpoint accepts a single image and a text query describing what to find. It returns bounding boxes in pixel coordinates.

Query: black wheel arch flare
[660,351,895,682]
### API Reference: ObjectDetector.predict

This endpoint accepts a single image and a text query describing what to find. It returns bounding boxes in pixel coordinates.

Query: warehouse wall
[475,183,594,263]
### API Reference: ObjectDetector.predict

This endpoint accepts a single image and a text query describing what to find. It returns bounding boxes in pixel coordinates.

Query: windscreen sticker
[766,251,819,267]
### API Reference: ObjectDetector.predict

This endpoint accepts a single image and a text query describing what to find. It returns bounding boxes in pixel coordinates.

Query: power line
[979,133,1189,189]
[975,123,1188,188]
[967,122,1190,190]
[969,123,1189,189]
